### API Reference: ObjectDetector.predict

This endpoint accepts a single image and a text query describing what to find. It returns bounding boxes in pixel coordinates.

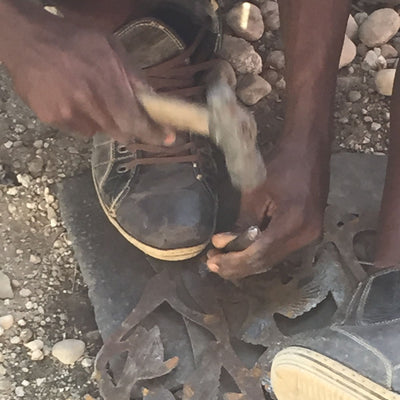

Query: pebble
[25,339,44,352]
[263,69,280,85]
[218,35,262,74]
[36,378,46,386]
[226,2,264,41]
[371,122,382,131]
[381,43,398,59]
[19,288,31,298]
[81,358,93,368]
[17,174,30,188]
[339,35,356,69]
[20,329,33,343]
[10,336,21,345]
[0,365,5,376]
[7,187,18,196]
[205,59,237,89]
[29,254,41,265]
[8,204,17,214]
[359,8,400,47]
[362,50,380,70]
[0,315,14,330]
[346,14,358,40]
[354,12,368,26]
[375,68,396,96]
[348,90,362,102]
[14,124,26,134]
[33,140,43,149]
[0,327,4,337]
[28,157,44,178]
[31,349,44,361]
[15,386,24,397]
[236,74,272,105]
[266,50,285,70]
[3,141,13,149]
[275,77,286,90]
[52,339,85,365]
[0,272,13,299]
[260,0,280,31]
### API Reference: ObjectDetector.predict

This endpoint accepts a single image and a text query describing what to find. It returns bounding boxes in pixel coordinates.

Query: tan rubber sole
[93,174,208,261]
[271,347,400,400]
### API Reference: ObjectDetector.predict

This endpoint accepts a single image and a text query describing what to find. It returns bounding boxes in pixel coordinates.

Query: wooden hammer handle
[136,91,210,135]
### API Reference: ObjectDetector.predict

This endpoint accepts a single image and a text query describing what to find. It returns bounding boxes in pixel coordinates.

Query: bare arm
[0,0,172,145]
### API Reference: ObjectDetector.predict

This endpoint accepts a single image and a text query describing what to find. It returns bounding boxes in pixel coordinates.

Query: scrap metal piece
[96,268,265,400]
[94,325,178,400]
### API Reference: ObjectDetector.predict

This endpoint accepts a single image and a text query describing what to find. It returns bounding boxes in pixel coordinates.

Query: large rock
[346,14,358,40]
[375,68,396,96]
[204,59,237,89]
[52,339,85,365]
[218,35,262,74]
[339,35,356,69]
[260,0,280,31]
[236,74,272,105]
[226,2,264,41]
[359,8,400,47]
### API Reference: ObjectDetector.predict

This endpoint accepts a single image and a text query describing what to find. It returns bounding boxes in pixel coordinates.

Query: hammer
[136,82,267,191]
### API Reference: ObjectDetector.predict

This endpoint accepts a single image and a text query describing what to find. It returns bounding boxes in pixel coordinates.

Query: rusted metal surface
[94,205,377,400]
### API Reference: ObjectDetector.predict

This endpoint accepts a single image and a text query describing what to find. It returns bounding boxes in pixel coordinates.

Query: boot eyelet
[117,144,128,154]
[117,165,129,174]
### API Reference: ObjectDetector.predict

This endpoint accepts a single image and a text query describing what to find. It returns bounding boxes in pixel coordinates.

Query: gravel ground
[0,1,396,399]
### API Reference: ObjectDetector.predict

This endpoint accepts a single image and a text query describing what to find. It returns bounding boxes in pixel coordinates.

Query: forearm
[278,0,351,154]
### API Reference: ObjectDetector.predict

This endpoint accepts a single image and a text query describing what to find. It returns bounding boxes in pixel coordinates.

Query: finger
[211,232,238,249]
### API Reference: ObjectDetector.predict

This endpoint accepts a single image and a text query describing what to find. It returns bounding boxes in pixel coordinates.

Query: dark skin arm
[207,0,351,280]
[0,0,174,145]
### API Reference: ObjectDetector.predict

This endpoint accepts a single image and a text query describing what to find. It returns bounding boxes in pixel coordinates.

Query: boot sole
[93,173,209,261]
[271,347,400,400]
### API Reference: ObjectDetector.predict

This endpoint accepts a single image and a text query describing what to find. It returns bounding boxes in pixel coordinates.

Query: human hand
[207,146,327,280]
[4,13,175,145]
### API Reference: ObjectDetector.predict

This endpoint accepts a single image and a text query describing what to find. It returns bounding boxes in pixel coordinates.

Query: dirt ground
[0,3,394,400]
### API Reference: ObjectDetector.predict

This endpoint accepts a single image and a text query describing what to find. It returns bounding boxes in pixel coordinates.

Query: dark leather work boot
[91,3,221,261]
[270,267,400,400]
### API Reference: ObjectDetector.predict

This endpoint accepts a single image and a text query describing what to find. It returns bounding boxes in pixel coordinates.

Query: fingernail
[163,131,176,146]
[207,263,219,273]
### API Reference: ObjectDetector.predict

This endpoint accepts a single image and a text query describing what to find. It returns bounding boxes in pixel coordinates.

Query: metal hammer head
[207,82,267,191]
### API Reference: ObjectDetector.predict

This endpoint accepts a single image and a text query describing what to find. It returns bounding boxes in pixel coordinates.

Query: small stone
[3,141,13,149]
[10,336,21,344]
[381,44,398,59]
[371,122,382,131]
[15,386,24,397]
[21,380,29,387]
[7,204,17,214]
[339,35,356,69]
[25,339,43,352]
[0,272,13,299]
[81,358,93,368]
[17,319,26,327]
[20,329,33,343]
[362,50,379,70]
[33,140,43,149]
[0,378,11,393]
[14,124,26,134]
[0,365,5,376]
[25,301,33,310]
[346,14,358,40]
[275,77,286,90]
[375,68,396,96]
[0,353,4,362]
[0,315,14,330]
[36,378,46,386]
[27,157,44,178]
[236,74,272,105]
[263,69,280,85]
[266,50,285,70]
[218,35,262,74]
[29,255,41,265]
[354,12,368,26]
[260,0,280,31]
[31,349,44,361]
[19,289,31,298]
[348,90,362,102]
[359,9,400,47]
[204,59,237,89]
[52,339,85,365]
[0,327,4,337]
[226,2,264,41]
[6,187,18,196]
[17,174,30,188]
